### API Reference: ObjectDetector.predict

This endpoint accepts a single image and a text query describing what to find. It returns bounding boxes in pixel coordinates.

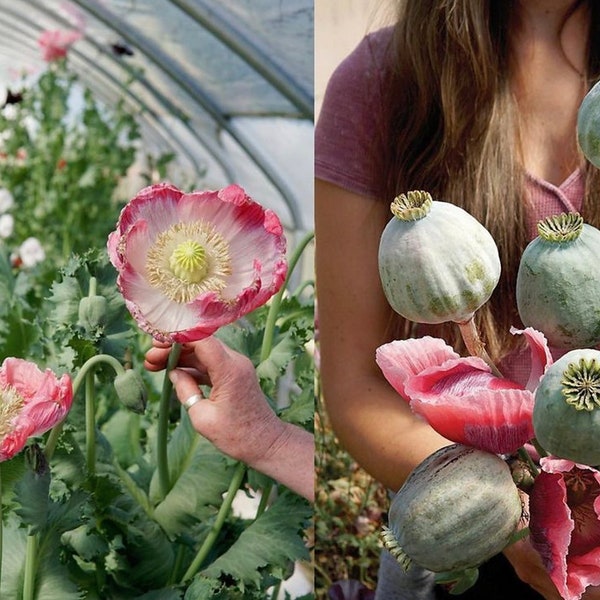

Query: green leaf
[134,589,183,600]
[0,453,27,505]
[0,514,82,599]
[435,567,479,595]
[184,576,222,600]
[14,463,51,534]
[102,409,143,467]
[184,576,269,600]
[62,523,109,561]
[201,492,311,587]
[152,416,234,536]
[256,331,298,384]
[279,385,315,428]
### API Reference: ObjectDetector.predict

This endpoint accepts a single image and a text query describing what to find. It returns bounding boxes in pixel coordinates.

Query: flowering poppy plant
[0,358,73,461]
[108,183,287,343]
[529,457,600,600]
[375,327,552,454]
[37,29,82,62]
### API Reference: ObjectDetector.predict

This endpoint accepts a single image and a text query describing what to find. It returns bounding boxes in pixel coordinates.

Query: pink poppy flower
[529,457,600,600]
[375,327,552,454]
[37,29,82,62]
[108,183,287,343]
[0,358,73,461]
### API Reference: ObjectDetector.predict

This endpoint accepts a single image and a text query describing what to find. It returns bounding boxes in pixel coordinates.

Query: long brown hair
[376,0,600,362]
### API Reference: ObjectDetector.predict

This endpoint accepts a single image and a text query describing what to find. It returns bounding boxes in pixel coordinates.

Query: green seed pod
[534,348,600,465]
[516,213,600,349]
[382,444,522,573]
[578,79,600,168]
[378,191,501,324]
[114,370,147,414]
[78,295,108,330]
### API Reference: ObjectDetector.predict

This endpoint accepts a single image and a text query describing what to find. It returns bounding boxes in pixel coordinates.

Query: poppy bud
[114,370,147,414]
[78,295,108,330]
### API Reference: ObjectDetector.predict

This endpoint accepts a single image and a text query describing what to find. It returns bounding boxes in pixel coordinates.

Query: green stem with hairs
[45,353,126,461]
[180,461,246,583]
[156,343,182,500]
[518,446,540,478]
[260,231,314,362]
[85,371,96,475]
[22,528,38,600]
[457,317,502,378]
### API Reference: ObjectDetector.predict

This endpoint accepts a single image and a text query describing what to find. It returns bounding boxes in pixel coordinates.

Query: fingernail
[168,369,179,384]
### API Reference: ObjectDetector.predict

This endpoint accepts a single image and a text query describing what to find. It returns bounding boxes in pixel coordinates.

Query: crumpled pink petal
[406,356,534,454]
[376,327,552,454]
[375,336,459,399]
[530,458,600,600]
[0,358,73,461]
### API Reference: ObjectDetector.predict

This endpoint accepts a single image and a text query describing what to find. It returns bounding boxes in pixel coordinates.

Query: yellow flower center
[169,240,208,283]
[0,384,25,439]
[146,221,232,304]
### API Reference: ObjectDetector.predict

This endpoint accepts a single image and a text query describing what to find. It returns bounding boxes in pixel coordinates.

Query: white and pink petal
[376,337,460,399]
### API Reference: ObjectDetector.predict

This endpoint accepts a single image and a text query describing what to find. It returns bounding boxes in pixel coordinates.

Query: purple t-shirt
[315,26,585,238]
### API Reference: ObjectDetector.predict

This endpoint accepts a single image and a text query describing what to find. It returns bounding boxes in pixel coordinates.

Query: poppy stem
[260,230,314,362]
[22,528,38,600]
[45,354,127,461]
[85,371,96,475]
[518,447,540,478]
[457,317,502,377]
[180,461,246,583]
[156,343,182,500]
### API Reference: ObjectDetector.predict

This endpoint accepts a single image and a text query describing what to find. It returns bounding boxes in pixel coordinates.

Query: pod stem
[457,317,502,378]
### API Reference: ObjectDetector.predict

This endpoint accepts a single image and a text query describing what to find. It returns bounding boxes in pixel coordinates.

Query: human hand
[502,494,600,600]
[503,537,562,599]
[144,336,286,466]
[144,336,314,500]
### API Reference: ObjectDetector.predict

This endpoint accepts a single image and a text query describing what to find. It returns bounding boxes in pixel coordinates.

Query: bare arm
[315,178,450,491]
[146,337,314,501]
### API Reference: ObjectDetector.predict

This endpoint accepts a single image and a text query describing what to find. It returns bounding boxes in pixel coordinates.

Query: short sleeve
[315,27,393,199]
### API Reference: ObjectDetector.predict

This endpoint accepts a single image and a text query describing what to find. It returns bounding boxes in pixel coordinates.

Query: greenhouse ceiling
[0,0,314,234]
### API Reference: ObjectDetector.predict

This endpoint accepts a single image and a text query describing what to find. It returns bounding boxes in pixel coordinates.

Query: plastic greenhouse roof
[0,0,314,234]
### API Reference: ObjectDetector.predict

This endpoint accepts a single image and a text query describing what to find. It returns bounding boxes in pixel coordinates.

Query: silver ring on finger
[183,394,202,411]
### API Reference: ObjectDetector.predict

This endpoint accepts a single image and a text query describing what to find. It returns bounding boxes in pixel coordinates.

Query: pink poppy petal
[0,361,72,461]
[510,327,553,391]
[569,551,600,599]
[530,459,600,600]
[264,208,284,237]
[0,425,33,461]
[404,358,533,453]
[409,386,534,454]
[407,356,524,395]
[121,219,153,275]
[117,183,183,238]
[530,470,573,598]
[376,337,459,399]
[1,358,46,397]
[107,230,122,269]
[38,29,82,62]
[109,183,287,341]
[118,265,201,333]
